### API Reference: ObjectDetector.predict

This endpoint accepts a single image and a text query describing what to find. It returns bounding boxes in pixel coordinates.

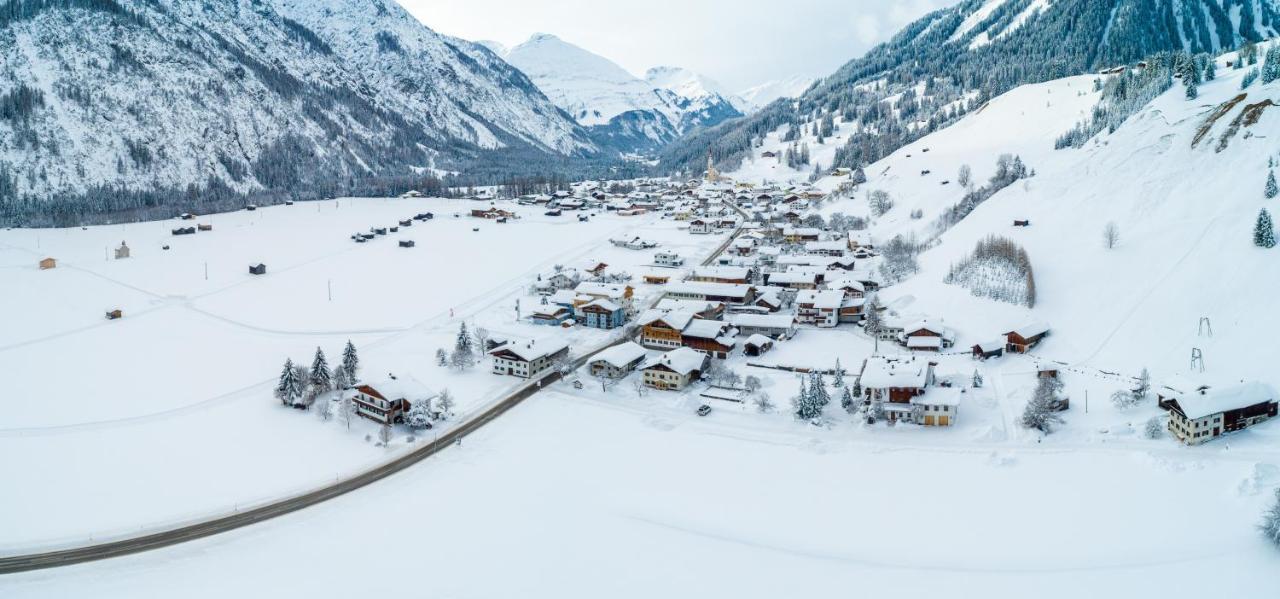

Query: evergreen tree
[435,389,455,419]
[1256,209,1277,248]
[342,340,359,381]
[810,372,831,412]
[840,386,856,414]
[862,295,883,339]
[1203,56,1216,81]
[436,348,448,367]
[1266,171,1278,199]
[310,347,332,394]
[275,359,302,406]
[450,323,477,370]
[972,369,984,388]
[832,359,845,388]
[792,376,820,421]
[1133,367,1151,403]
[850,167,867,185]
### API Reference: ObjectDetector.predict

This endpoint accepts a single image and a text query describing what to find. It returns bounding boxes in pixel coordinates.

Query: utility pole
[328,279,333,302]
[204,261,208,281]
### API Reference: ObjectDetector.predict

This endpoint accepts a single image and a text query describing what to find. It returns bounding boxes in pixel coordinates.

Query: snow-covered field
[0,197,728,549]
[3,385,1277,597]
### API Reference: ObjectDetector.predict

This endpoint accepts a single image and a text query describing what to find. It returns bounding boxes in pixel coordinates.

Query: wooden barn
[39,257,57,270]
[1005,323,1050,353]
[249,263,267,275]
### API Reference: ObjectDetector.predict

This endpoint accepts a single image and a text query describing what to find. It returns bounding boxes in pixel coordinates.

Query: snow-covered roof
[692,265,750,280]
[1008,322,1050,339]
[1169,382,1278,420]
[490,338,570,362]
[581,298,621,312]
[860,356,932,389]
[654,298,720,314]
[591,342,648,369]
[575,282,629,298]
[743,333,773,348]
[973,339,1004,352]
[796,289,843,309]
[641,347,707,375]
[356,375,433,403]
[907,336,943,349]
[730,313,796,330]
[666,281,754,298]
[767,271,819,284]
[681,318,732,340]
[638,309,696,331]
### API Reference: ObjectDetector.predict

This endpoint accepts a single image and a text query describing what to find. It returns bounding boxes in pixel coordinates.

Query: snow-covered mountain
[664,0,1280,176]
[645,66,748,122]
[737,76,814,111]
[498,34,741,153]
[0,0,594,225]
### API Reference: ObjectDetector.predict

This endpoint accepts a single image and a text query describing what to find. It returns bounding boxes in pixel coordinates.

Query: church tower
[704,150,719,183]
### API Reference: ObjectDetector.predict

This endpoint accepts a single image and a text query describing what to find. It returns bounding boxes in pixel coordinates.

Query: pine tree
[1203,57,1216,81]
[832,359,845,388]
[435,389,455,419]
[840,386,856,413]
[810,372,831,412]
[862,295,882,338]
[342,340,359,381]
[972,369,984,388]
[451,322,475,370]
[1266,171,1278,199]
[1021,377,1064,433]
[1256,209,1277,248]
[1133,367,1151,402]
[310,347,332,394]
[792,376,819,421]
[275,359,302,406]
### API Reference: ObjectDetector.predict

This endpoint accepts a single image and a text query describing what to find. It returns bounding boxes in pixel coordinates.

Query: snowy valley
[2,0,1280,597]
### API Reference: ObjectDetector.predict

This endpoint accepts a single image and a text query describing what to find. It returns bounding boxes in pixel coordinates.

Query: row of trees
[436,322,490,371]
[944,235,1037,308]
[275,341,361,409]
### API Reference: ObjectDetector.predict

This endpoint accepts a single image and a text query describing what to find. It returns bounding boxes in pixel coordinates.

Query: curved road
[0,208,746,575]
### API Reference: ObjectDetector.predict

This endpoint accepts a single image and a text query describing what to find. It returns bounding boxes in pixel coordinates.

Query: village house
[578,299,627,330]
[859,356,957,426]
[489,338,571,379]
[248,263,267,275]
[654,251,684,267]
[574,281,634,312]
[643,273,671,285]
[764,271,820,290]
[971,340,1005,360]
[795,290,843,328]
[847,232,874,251]
[114,242,131,259]
[900,320,956,352]
[688,265,751,285]
[641,347,709,391]
[689,219,714,234]
[1162,382,1278,445]
[38,257,57,270]
[742,334,774,356]
[528,305,573,326]
[1005,322,1051,353]
[679,319,736,359]
[730,313,797,339]
[588,342,648,379]
[782,227,822,243]
[653,298,725,320]
[804,240,847,257]
[665,281,756,305]
[352,379,426,425]
[839,296,866,323]
[638,310,696,350]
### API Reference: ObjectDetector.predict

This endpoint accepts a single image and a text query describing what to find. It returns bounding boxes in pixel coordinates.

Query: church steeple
[704,150,718,183]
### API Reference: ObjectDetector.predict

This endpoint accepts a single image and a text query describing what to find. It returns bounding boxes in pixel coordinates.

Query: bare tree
[753,391,775,414]
[377,423,393,447]
[339,394,356,430]
[315,396,334,422]
[958,164,973,190]
[632,377,649,398]
[1103,221,1120,249]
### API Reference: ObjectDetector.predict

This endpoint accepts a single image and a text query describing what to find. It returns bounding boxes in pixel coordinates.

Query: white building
[641,347,709,391]
[588,342,649,379]
[489,338,571,379]
[654,251,685,267]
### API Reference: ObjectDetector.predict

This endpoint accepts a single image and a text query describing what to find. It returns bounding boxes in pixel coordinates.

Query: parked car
[696,405,712,417]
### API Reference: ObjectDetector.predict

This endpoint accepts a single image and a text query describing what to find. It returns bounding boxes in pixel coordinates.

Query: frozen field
[3,389,1276,598]
[0,197,729,548]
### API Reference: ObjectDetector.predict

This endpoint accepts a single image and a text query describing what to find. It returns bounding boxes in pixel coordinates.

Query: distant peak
[528,32,560,43]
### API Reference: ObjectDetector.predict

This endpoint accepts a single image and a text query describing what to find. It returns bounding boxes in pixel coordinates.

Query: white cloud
[400,0,960,92]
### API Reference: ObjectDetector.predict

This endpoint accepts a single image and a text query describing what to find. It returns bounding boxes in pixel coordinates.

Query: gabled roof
[575,282,629,298]
[641,347,707,375]
[681,318,731,340]
[489,338,570,362]
[1007,322,1051,339]
[796,290,843,309]
[860,356,931,389]
[743,333,774,348]
[580,298,621,313]
[638,309,696,331]
[730,313,795,329]
[591,342,648,369]
[1169,382,1278,420]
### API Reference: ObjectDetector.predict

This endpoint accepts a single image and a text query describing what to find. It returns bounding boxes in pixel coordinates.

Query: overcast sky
[401,0,957,91]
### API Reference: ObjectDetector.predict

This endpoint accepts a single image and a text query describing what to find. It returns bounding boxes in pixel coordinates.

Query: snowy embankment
[0,198,730,549]
[3,391,1276,598]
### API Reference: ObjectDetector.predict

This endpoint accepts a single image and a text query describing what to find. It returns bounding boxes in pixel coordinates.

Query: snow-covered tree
[436,348,448,367]
[850,167,867,186]
[1144,415,1164,439]
[315,396,334,422]
[1260,488,1280,549]
[1255,209,1276,248]
[333,363,351,391]
[473,326,491,352]
[792,377,821,421]
[1203,55,1216,81]
[753,391,775,414]
[957,164,973,190]
[972,369,984,389]
[743,375,762,395]
[832,359,845,388]
[377,423,393,447]
[839,386,856,413]
[1103,221,1120,249]
[1266,170,1278,199]
[1133,367,1151,403]
[435,389,455,420]
[309,347,332,394]
[406,397,433,430]
[1022,376,1064,433]
[810,372,831,412]
[451,323,476,370]
[338,394,355,430]
[342,340,359,381]
[868,189,894,217]
[863,296,883,339]
[1111,389,1139,410]
[275,359,302,406]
